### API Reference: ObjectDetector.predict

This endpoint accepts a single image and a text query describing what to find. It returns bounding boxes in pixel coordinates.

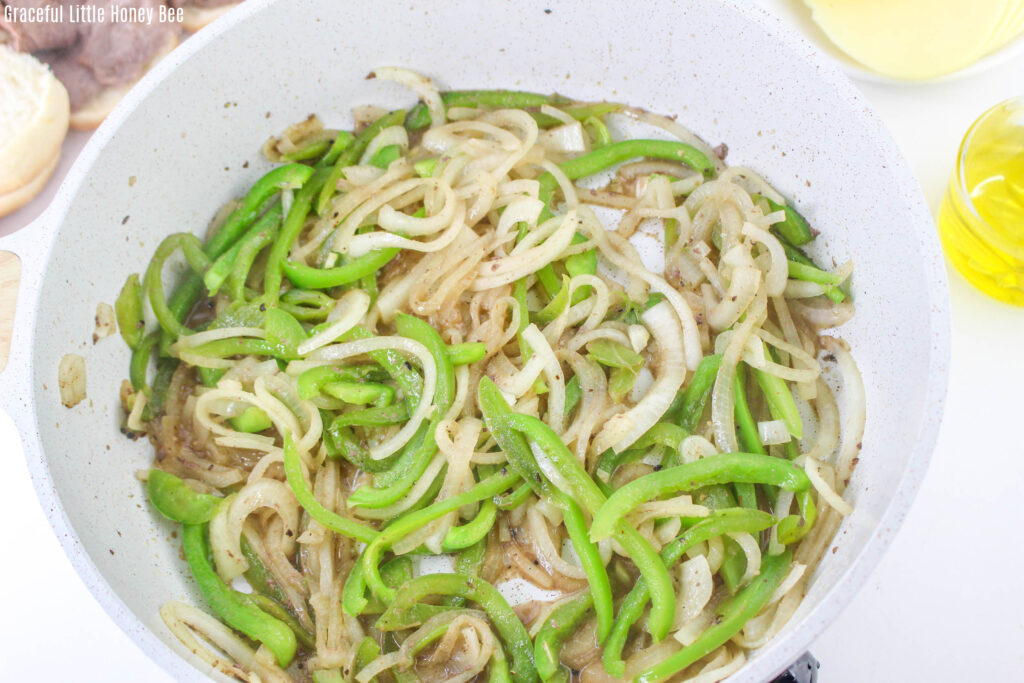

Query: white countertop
[2,26,1023,683]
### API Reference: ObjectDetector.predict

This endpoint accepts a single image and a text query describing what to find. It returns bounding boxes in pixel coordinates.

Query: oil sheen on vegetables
[938,97,1024,305]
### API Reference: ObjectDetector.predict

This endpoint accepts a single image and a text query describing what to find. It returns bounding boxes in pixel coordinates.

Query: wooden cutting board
[0,251,20,373]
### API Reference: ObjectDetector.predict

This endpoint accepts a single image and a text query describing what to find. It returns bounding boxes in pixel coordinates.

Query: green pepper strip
[347,314,454,508]
[535,275,571,323]
[366,424,428,488]
[368,144,402,169]
[247,593,315,650]
[444,535,489,608]
[787,261,843,287]
[282,247,400,289]
[675,353,722,431]
[720,537,749,595]
[360,470,519,603]
[778,489,818,545]
[116,273,145,350]
[280,289,335,321]
[186,338,293,362]
[537,140,715,204]
[318,109,407,214]
[159,164,313,350]
[320,130,355,167]
[405,90,554,130]
[753,363,803,440]
[341,560,369,616]
[147,470,222,524]
[396,312,455,407]
[561,500,612,643]
[787,260,849,304]
[601,508,776,677]
[130,331,160,393]
[264,306,308,356]
[771,229,846,303]
[447,341,487,366]
[332,403,409,428]
[296,364,388,400]
[376,573,539,683]
[441,499,498,552]
[636,550,793,683]
[757,194,815,246]
[489,644,513,683]
[264,168,331,305]
[599,422,689,477]
[282,139,330,163]
[344,555,416,617]
[205,203,284,295]
[733,367,767,457]
[564,374,582,414]
[144,233,212,339]
[340,326,423,411]
[241,537,289,606]
[182,523,297,667]
[591,453,811,541]
[583,115,612,148]
[226,206,283,301]
[207,164,315,260]
[565,233,597,301]
[496,481,533,510]
[230,405,273,433]
[491,412,670,641]
[478,377,556,501]
[282,432,377,543]
[478,378,613,639]
[732,365,764,509]
[635,422,689,453]
[143,358,179,419]
[322,381,394,406]
[535,591,594,681]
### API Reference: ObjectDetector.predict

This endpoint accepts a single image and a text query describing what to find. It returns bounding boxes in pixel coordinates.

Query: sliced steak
[0,1,80,52]
[76,0,176,86]
[37,44,103,110]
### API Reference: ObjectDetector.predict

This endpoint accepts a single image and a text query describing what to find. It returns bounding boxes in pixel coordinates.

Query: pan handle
[772,652,820,683]
[0,209,59,420]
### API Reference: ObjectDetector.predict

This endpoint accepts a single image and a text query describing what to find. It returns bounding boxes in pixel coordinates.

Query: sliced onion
[310,336,435,460]
[58,353,86,408]
[358,124,409,165]
[757,419,792,446]
[296,289,370,357]
[538,121,588,153]
[676,554,713,624]
[373,67,444,128]
[821,336,866,492]
[161,602,291,683]
[592,301,686,454]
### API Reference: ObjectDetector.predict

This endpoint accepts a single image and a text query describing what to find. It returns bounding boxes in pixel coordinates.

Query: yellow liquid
[938,98,1024,305]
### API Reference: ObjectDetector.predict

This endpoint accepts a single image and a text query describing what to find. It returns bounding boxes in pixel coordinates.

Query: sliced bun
[0,45,69,206]
[70,31,179,130]
[0,149,58,217]
[181,4,241,33]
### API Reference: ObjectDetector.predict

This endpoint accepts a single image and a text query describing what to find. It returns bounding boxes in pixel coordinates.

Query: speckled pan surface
[0,0,949,681]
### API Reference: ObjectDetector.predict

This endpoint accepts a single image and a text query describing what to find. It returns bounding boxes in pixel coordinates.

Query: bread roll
[0,45,69,216]
[181,3,241,32]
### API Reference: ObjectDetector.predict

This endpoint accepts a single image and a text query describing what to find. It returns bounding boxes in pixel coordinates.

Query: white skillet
[0,0,949,680]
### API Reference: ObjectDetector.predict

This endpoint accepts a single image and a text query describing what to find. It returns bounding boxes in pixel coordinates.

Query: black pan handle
[770,652,819,683]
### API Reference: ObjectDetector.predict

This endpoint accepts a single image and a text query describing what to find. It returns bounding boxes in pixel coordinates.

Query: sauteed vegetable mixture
[117,68,863,683]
